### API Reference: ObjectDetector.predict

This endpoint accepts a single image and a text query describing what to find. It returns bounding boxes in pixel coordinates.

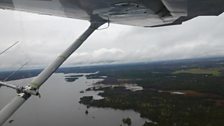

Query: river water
[0,73,148,126]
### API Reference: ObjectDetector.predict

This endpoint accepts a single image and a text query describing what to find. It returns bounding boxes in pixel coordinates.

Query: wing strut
[0,20,105,126]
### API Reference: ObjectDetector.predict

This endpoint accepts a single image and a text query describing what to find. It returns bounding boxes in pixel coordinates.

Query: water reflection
[0,73,148,126]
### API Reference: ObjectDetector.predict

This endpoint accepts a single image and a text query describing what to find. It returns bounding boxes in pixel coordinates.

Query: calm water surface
[0,73,148,126]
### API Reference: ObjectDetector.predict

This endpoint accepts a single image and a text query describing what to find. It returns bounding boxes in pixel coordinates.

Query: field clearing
[173,68,222,76]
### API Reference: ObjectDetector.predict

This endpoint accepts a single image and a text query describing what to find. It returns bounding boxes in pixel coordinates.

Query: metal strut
[0,81,39,96]
[0,21,105,126]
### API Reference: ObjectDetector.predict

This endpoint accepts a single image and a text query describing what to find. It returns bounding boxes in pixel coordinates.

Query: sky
[0,9,224,69]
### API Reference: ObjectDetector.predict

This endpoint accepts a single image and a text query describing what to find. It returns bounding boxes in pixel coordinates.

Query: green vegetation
[143,121,157,126]
[64,77,79,82]
[173,68,222,76]
[79,59,224,126]
[81,86,224,126]
[85,110,89,115]
[64,74,83,82]
[79,96,93,104]
[64,74,83,78]
[122,117,132,126]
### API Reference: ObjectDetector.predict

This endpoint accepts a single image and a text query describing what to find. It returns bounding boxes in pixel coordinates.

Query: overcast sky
[0,9,224,70]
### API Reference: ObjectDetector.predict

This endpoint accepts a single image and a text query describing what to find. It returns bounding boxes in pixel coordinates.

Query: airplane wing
[1,1,224,125]
[0,0,224,27]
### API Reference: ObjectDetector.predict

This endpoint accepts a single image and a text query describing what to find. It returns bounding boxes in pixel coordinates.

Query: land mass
[79,57,224,126]
[1,57,224,126]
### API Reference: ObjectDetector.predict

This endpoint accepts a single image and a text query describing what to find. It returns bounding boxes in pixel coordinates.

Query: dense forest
[79,57,224,126]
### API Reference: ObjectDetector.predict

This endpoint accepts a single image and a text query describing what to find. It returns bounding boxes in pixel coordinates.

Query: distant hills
[1,56,224,82]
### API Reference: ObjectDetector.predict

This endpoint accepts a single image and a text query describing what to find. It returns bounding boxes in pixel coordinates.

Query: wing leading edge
[0,0,223,27]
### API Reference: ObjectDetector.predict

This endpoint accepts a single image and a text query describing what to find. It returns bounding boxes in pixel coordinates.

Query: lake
[0,73,148,126]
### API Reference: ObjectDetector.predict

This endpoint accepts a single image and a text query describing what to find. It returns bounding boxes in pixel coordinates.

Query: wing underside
[0,0,223,27]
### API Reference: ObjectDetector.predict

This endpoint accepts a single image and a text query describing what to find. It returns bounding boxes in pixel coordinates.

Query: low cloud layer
[0,10,224,69]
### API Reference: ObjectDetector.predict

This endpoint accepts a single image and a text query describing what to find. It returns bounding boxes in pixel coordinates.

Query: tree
[122,117,132,126]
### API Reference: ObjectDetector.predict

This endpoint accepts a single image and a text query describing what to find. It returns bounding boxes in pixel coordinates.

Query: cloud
[67,48,126,65]
[0,10,224,69]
